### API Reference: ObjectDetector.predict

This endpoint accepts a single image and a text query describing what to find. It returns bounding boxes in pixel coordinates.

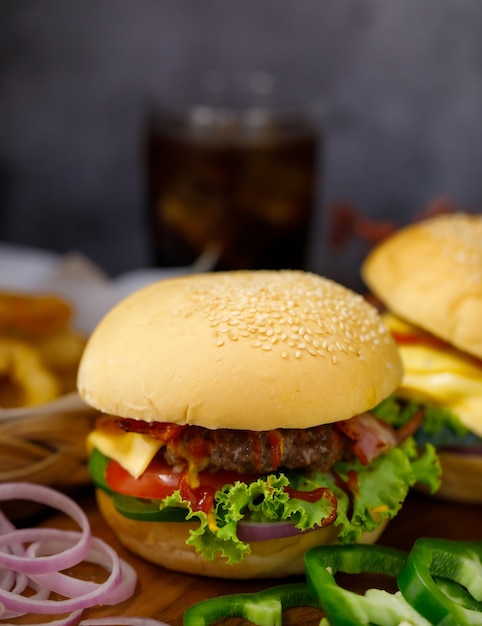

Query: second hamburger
[78,270,440,578]
[362,212,482,504]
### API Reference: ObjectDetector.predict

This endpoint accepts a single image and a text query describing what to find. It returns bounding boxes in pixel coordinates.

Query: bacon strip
[336,413,398,465]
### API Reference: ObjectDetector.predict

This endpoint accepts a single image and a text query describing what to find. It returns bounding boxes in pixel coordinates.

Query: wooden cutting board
[12,486,482,625]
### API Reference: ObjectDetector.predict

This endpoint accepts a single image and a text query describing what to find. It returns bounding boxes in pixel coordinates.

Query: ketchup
[179,475,216,515]
[285,485,330,503]
[267,430,283,469]
[285,486,338,526]
[247,432,264,470]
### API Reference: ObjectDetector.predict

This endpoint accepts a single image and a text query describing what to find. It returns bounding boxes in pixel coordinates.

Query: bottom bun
[96,489,387,579]
[432,451,482,504]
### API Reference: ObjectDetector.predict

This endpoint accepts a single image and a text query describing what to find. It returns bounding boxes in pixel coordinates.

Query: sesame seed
[423,214,482,284]
[175,270,392,360]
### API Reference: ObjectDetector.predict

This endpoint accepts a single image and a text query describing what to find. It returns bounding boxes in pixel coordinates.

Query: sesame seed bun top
[77,270,403,430]
[361,212,482,359]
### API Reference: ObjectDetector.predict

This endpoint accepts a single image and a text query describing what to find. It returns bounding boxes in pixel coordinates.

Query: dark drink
[144,71,322,271]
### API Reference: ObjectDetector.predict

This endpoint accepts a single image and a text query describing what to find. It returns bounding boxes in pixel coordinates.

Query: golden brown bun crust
[78,271,402,430]
[96,489,386,579]
[361,213,482,359]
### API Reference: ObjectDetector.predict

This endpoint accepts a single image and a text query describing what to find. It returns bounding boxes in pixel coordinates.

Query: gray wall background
[1,1,482,288]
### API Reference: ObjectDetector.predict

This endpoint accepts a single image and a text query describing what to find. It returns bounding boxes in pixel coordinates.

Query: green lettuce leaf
[373,396,481,448]
[159,438,441,564]
[332,439,441,543]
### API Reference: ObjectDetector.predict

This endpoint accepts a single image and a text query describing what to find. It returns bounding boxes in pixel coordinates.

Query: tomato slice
[106,457,180,499]
[391,330,446,350]
[105,456,262,502]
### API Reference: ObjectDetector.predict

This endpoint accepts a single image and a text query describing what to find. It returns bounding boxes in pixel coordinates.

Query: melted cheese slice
[87,428,163,478]
[383,313,482,437]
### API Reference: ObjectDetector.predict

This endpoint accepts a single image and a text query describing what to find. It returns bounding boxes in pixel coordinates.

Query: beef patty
[118,418,345,474]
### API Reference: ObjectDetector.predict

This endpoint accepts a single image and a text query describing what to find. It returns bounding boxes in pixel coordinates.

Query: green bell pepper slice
[182,541,482,625]
[304,544,431,625]
[183,583,319,626]
[397,538,482,625]
[88,447,112,493]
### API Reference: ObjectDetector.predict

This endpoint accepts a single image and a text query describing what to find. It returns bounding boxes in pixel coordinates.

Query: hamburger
[361,212,482,504]
[78,270,440,578]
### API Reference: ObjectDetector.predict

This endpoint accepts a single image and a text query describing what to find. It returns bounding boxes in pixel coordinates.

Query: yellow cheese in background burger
[88,428,162,479]
[383,313,482,438]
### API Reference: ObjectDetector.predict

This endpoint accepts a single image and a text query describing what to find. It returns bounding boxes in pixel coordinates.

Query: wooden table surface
[12,485,482,626]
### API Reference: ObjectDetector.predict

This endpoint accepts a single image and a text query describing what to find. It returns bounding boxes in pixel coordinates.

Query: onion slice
[1,609,86,626]
[237,520,317,542]
[0,481,171,626]
[0,482,90,574]
[18,533,136,611]
[79,617,173,626]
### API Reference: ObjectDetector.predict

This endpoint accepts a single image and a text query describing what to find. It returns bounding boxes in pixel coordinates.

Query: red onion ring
[1,609,85,626]
[0,534,126,614]
[0,482,90,574]
[79,617,173,626]
[0,510,15,534]
[21,533,136,610]
[27,533,137,605]
[0,482,170,626]
[0,582,50,621]
[0,507,52,620]
[237,519,317,542]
